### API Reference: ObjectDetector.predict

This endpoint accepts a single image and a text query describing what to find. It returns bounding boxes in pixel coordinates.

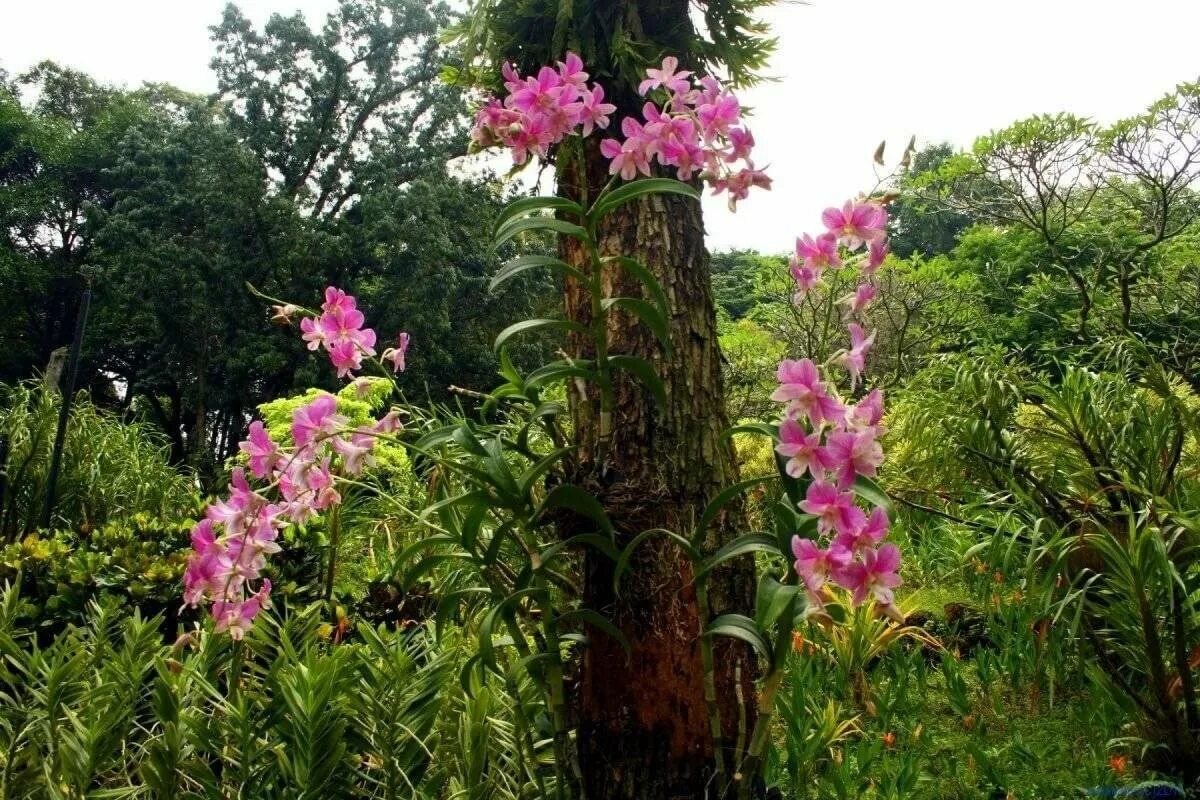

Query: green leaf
[434,587,490,638]
[590,178,700,221]
[601,297,672,355]
[494,195,584,234]
[400,553,475,589]
[694,475,779,545]
[703,614,771,661]
[695,533,781,581]
[776,450,809,507]
[490,255,586,292]
[497,346,523,385]
[608,355,666,406]
[493,216,588,250]
[557,608,631,656]
[412,424,462,452]
[537,533,620,568]
[478,589,539,672]
[754,575,799,632]
[524,359,596,392]
[494,318,587,352]
[778,514,819,562]
[603,256,669,317]
[416,490,486,522]
[852,475,893,515]
[536,484,614,535]
[613,528,701,594]
[517,446,572,498]
[727,421,779,440]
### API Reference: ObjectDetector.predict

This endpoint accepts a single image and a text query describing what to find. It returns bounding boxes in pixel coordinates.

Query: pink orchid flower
[578,85,616,136]
[838,323,876,388]
[846,389,886,432]
[800,480,866,537]
[865,240,889,276]
[557,52,589,89]
[795,232,842,272]
[837,543,903,607]
[843,283,877,314]
[771,358,845,425]
[775,418,831,478]
[638,55,692,96]
[382,331,410,373]
[291,394,339,449]
[822,201,887,251]
[791,536,851,599]
[823,428,884,489]
[725,127,755,162]
[239,421,278,479]
[696,92,740,137]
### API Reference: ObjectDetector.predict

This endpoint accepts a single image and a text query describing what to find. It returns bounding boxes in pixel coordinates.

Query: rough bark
[557,136,757,798]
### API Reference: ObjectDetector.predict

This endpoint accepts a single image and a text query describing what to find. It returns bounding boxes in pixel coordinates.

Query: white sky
[2,0,1198,253]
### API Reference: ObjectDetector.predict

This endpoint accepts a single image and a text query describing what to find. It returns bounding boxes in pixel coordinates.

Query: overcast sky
[3,0,1198,253]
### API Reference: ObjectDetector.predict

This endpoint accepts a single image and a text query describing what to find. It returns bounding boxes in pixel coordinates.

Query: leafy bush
[1,512,197,633]
[0,382,195,539]
[0,590,455,799]
[888,355,1200,780]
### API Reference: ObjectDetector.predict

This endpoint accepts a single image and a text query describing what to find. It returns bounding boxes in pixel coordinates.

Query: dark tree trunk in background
[557,135,757,798]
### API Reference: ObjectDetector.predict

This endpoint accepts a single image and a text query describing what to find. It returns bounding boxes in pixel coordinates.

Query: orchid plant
[182,289,408,638]
[182,51,904,799]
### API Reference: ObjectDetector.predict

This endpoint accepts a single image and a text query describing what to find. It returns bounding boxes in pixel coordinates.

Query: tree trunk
[557,137,757,799]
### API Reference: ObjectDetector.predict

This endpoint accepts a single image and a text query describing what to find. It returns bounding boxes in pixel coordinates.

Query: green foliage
[449,0,777,104]
[888,353,1200,778]
[0,382,195,539]
[0,4,556,472]
[0,594,455,799]
[1,513,196,632]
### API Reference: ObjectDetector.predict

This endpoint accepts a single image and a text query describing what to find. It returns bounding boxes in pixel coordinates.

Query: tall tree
[886,142,976,259]
[456,1,776,796]
[0,63,146,383]
[209,0,468,219]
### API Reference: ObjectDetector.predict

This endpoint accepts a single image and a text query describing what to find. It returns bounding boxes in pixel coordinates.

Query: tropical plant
[0,382,195,540]
[0,589,454,799]
[889,354,1200,781]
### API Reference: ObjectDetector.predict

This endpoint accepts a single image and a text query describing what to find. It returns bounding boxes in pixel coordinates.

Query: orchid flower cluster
[184,287,407,638]
[297,288,379,378]
[470,52,617,165]
[470,53,768,209]
[775,199,903,616]
[601,56,769,209]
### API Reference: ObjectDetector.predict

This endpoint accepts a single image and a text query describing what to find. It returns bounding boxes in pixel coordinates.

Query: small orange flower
[961,714,976,731]
[1108,754,1128,775]
[882,731,897,749]
[992,569,1004,584]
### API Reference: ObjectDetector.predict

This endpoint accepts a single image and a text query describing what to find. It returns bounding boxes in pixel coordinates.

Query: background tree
[0,63,143,383]
[0,1,557,475]
[920,84,1200,376]
[209,0,467,219]
[886,142,977,259]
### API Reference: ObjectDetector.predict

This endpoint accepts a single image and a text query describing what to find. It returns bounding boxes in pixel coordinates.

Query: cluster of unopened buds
[184,287,407,637]
[775,198,903,617]
[470,54,768,209]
